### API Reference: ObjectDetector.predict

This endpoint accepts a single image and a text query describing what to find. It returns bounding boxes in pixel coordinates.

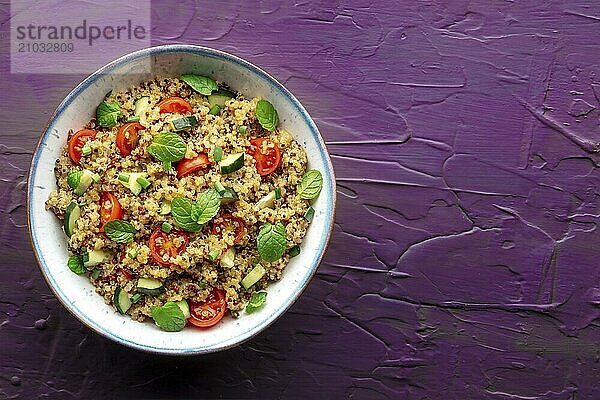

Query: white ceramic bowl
[27,45,336,354]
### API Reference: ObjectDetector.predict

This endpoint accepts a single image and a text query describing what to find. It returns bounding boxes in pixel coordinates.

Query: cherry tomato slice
[211,214,246,244]
[157,97,193,114]
[148,227,189,267]
[176,153,211,178]
[68,129,96,165]
[117,253,134,280]
[188,288,227,328]
[99,192,123,232]
[248,138,281,176]
[116,122,144,156]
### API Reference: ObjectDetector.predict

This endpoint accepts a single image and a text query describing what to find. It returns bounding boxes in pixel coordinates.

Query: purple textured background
[2,0,600,398]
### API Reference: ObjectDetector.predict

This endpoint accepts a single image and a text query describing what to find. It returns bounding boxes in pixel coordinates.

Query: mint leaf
[255,100,278,131]
[257,222,286,262]
[192,189,221,225]
[67,169,82,190]
[147,132,187,162]
[104,219,136,243]
[171,197,202,232]
[151,301,186,332]
[246,291,267,313]
[297,169,323,200]
[180,74,218,96]
[67,255,85,274]
[96,101,121,128]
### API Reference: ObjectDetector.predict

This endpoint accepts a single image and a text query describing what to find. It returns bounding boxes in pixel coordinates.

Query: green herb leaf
[297,169,323,200]
[246,291,267,313]
[104,220,136,243]
[171,197,202,232]
[67,169,82,190]
[255,100,279,131]
[180,74,218,96]
[67,255,85,274]
[257,222,286,262]
[96,101,122,128]
[147,132,187,162]
[151,301,186,332]
[191,189,221,225]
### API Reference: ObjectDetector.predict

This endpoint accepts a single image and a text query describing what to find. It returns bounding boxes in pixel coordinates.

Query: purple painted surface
[2,0,600,398]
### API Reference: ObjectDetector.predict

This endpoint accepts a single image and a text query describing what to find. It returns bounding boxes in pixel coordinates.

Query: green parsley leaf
[96,101,122,128]
[67,169,82,190]
[191,189,221,225]
[67,254,85,274]
[256,222,286,262]
[297,169,323,200]
[180,74,218,96]
[104,220,136,243]
[151,301,186,332]
[171,197,202,232]
[147,132,187,163]
[255,99,278,131]
[246,291,267,314]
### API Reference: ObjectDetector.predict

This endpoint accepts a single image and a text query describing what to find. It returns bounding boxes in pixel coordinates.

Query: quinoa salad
[45,74,323,332]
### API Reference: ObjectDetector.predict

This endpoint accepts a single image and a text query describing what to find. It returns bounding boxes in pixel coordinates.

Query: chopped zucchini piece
[68,169,95,195]
[82,249,111,268]
[134,96,150,124]
[175,300,191,318]
[288,245,300,257]
[241,264,266,290]
[114,287,132,314]
[137,277,165,295]
[209,104,221,115]
[304,207,315,222]
[220,248,235,268]
[219,153,244,174]
[254,191,276,211]
[64,202,81,237]
[208,89,235,108]
[117,172,149,195]
[171,116,197,131]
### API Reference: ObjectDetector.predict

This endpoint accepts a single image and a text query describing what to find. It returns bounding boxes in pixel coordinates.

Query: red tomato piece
[210,214,246,245]
[116,122,144,156]
[248,138,281,176]
[99,192,123,232]
[157,97,193,114]
[176,153,211,178]
[187,288,227,328]
[68,129,96,164]
[148,227,189,267]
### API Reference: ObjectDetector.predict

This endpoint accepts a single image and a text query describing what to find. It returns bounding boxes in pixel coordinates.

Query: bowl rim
[26,44,337,355]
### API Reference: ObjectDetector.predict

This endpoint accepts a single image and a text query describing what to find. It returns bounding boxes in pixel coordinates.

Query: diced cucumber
[241,264,266,290]
[171,116,197,131]
[175,300,191,319]
[118,172,148,195]
[219,153,244,174]
[213,145,223,162]
[220,188,238,204]
[82,249,111,268]
[220,248,235,269]
[63,202,81,237]
[254,191,276,211]
[137,277,165,295]
[160,200,172,215]
[288,245,300,257]
[114,287,132,314]
[68,169,95,195]
[161,221,172,233]
[208,89,236,108]
[304,207,315,222]
[134,96,150,124]
[207,249,220,261]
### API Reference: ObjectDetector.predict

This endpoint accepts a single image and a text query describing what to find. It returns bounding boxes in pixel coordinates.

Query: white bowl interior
[28,46,335,354]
